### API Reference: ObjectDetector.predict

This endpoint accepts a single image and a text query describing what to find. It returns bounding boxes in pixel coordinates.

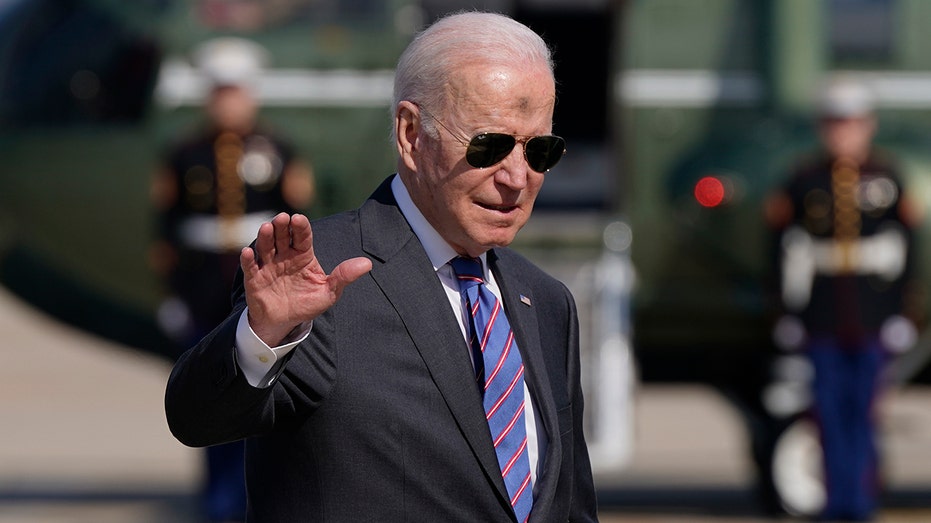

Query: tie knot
[450,256,484,291]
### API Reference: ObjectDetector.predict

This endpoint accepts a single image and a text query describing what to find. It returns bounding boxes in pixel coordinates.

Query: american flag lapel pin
[519,294,532,307]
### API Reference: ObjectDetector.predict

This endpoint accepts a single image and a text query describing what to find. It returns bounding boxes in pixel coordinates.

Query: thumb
[328,256,373,294]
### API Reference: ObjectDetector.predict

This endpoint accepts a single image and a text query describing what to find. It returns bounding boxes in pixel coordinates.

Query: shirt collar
[390,174,487,272]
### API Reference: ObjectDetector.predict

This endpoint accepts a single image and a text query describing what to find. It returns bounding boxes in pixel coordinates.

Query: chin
[459,216,525,251]
[480,229,521,249]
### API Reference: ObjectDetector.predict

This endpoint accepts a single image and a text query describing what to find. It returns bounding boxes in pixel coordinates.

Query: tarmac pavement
[0,286,199,522]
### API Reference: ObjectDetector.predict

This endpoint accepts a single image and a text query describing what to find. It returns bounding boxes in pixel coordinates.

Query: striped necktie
[451,256,533,522]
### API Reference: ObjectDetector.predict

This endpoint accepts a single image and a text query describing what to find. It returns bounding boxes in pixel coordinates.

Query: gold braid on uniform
[831,157,862,274]
[214,132,246,251]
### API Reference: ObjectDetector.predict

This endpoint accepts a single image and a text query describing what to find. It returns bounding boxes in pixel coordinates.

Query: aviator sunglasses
[418,106,566,173]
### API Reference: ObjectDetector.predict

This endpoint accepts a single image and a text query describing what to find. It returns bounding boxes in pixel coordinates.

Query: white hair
[392,11,554,138]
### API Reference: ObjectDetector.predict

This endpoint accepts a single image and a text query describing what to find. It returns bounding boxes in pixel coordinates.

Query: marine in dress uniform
[765,76,922,521]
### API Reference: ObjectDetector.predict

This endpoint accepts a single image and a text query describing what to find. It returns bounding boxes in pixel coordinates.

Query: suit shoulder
[311,208,361,230]
[495,248,567,291]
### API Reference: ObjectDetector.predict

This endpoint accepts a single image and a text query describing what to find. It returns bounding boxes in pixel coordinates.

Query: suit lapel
[489,250,561,517]
[357,179,511,505]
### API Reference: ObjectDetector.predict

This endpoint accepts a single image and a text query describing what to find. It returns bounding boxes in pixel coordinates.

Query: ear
[395,101,420,172]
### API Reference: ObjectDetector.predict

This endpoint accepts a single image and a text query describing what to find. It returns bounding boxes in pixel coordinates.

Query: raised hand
[240,212,372,346]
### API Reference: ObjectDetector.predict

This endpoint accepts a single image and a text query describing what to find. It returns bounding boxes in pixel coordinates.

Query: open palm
[240,212,372,345]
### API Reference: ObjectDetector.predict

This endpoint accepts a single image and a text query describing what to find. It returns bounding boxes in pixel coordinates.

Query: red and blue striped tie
[451,256,533,522]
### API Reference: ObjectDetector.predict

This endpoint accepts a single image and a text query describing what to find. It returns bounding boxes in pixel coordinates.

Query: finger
[328,256,373,294]
[255,221,275,267]
[240,246,258,276]
[272,212,292,255]
[289,214,313,252]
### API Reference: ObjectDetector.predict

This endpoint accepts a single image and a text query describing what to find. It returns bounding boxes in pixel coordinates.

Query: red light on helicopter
[694,175,726,207]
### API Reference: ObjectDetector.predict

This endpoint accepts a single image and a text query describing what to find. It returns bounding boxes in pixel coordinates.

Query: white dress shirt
[233,174,545,489]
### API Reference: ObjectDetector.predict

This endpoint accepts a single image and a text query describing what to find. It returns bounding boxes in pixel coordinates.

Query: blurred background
[2,0,931,521]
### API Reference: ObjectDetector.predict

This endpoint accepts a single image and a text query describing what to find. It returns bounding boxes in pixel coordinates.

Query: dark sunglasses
[419,106,566,173]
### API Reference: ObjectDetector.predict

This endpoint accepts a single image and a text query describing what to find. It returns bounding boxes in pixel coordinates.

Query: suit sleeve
[164,303,279,447]
[164,271,334,447]
[564,286,600,522]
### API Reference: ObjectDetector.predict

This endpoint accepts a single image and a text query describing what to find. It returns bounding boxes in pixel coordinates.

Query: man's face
[403,62,556,257]
[818,115,876,161]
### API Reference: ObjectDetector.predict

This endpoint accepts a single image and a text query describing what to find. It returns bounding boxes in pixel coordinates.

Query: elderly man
[165,11,598,523]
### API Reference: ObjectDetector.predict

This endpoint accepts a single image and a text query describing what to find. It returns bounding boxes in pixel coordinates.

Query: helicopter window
[0,0,161,127]
[827,0,894,65]
[513,6,611,143]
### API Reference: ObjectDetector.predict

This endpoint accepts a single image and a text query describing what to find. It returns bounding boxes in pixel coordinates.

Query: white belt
[178,212,276,253]
[781,226,907,311]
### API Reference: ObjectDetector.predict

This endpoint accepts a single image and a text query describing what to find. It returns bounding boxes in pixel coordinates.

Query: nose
[494,142,530,189]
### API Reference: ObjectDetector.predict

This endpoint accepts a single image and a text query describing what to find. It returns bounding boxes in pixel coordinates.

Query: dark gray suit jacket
[165,176,598,522]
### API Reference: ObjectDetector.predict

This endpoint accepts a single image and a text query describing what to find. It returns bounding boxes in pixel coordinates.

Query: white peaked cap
[193,37,269,87]
[816,75,876,118]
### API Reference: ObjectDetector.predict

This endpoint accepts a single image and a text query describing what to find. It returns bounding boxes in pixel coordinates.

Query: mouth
[477,202,519,213]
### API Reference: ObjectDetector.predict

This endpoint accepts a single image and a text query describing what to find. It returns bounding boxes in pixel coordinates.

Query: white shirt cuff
[235,308,311,388]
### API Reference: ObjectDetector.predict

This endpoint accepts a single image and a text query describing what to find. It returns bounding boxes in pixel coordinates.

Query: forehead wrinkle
[440,65,555,131]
